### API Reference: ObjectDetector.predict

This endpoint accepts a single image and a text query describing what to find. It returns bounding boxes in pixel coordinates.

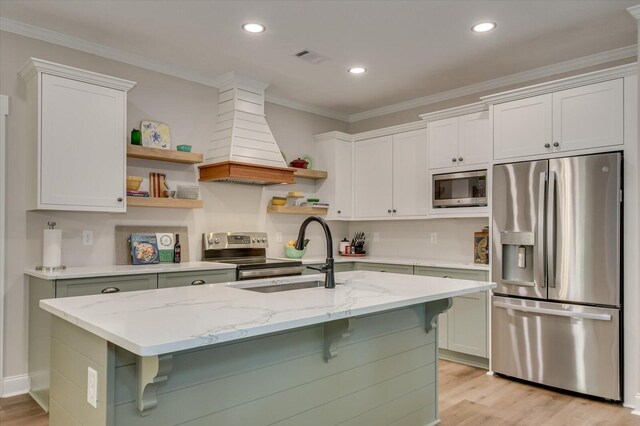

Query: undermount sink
[235,280,343,293]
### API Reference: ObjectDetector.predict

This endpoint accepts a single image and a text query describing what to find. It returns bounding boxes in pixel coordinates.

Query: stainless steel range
[203,232,304,280]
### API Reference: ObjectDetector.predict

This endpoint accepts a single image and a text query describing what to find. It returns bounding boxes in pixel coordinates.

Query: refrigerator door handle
[493,302,612,321]
[547,170,556,288]
[536,172,547,288]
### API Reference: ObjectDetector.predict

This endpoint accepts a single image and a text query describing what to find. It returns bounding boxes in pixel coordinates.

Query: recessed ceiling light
[242,23,265,33]
[348,67,367,74]
[471,22,497,33]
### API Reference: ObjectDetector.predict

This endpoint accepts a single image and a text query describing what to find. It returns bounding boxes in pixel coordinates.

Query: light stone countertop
[278,256,491,271]
[24,261,237,280]
[40,270,495,356]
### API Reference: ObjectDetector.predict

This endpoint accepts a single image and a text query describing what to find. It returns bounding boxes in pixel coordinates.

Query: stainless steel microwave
[433,170,487,208]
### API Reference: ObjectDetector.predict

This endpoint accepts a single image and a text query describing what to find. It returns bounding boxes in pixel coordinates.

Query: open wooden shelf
[267,205,328,215]
[127,145,203,164]
[293,168,328,179]
[127,196,203,209]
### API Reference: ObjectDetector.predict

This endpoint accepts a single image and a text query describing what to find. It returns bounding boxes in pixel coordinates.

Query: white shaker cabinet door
[428,117,459,169]
[552,79,623,153]
[458,111,491,166]
[40,74,126,211]
[493,94,552,160]
[354,136,393,218]
[447,291,488,357]
[392,129,429,216]
[333,138,353,218]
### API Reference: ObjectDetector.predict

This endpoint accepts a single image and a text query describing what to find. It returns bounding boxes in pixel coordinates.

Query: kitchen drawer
[413,266,488,281]
[355,262,414,275]
[335,262,355,272]
[158,270,236,288]
[56,274,157,298]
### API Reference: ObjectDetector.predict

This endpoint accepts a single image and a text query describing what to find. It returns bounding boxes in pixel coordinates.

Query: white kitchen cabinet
[315,132,353,219]
[552,79,623,153]
[493,94,553,160]
[428,111,490,169]
[493,79,624,161]
[20,58,136,212]
[354,135,394,218]
[354,129,428,218]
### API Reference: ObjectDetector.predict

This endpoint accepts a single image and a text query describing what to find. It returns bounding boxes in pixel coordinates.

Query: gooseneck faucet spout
[295,216,335,289]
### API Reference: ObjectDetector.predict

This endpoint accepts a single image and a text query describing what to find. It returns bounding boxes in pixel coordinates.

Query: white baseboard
[631,393,640,416]
[2,374,29,398]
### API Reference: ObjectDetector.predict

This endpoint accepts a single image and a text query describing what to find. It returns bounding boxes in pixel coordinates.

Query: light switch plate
[82,230,94,246]
[430,232,438,244]
[276,232,283,243]
[373,232,380,242]
[87,367,98,408]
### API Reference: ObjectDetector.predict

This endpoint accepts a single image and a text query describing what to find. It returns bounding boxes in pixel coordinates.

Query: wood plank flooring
[1,360,638,425]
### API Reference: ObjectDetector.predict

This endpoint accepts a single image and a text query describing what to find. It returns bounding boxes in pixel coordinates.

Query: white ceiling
[1,0,638,119]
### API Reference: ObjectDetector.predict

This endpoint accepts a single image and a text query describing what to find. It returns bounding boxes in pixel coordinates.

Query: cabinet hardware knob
[442,276,452,279]
[388,209,392,213]
[553,142,560,147]
[337,210,341,214]
[101,287,120,294]
[117,197,123,202]
[458,157,463,162]
[191,280,206,286]
[544,143,551,148]
[452,158,457,162]
[392,209,397,213]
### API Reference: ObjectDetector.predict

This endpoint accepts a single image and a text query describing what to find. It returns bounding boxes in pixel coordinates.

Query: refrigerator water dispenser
[500,232,535,286]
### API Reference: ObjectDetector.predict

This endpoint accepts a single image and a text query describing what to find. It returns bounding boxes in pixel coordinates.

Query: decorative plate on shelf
[140,120,171,149]
[303,154,313,170]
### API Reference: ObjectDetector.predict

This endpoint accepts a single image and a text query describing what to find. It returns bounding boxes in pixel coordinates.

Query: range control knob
[252,238,257,243]
[261,237,267,243]
[214,238,220,244]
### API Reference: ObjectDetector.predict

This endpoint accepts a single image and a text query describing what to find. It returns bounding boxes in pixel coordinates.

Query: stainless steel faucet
[295,216,335,289]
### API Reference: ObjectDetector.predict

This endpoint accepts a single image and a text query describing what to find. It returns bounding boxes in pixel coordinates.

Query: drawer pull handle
[191,280,206,285]
[101,287,120,294]
[442,275,452,279]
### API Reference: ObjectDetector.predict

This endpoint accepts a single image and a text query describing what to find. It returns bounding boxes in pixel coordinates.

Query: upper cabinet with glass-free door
[20,58,136,212]
[491,79,624,161]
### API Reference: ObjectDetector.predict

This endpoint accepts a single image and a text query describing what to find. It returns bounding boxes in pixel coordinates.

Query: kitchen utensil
[176,144,192,152]
[289,158,309,169]
[127,176,143,191]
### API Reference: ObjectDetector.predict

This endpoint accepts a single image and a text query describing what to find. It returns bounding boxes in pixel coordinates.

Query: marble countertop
[40,270,495,357]
[24,261,236,280]
[278,256,490,271]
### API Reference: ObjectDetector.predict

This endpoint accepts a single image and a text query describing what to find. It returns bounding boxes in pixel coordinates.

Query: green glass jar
[131,128,141,145]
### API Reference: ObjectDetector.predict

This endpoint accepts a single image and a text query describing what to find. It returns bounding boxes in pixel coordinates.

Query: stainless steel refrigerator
[491,152,622,401]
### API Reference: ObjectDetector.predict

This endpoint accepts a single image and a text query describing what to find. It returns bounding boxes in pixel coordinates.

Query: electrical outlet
[82,230,94,246]
[430,232,438,244]
[87,367,98,408]
[276,232,283,243]
[373,232,380,242]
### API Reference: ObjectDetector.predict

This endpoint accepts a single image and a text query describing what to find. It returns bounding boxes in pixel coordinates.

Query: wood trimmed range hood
[199,72,295,185]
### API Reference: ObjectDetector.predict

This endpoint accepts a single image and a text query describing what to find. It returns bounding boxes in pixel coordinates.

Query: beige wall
[0,31,350,378]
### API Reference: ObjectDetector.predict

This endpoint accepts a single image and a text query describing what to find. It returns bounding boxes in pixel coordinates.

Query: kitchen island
[40,270,494,426]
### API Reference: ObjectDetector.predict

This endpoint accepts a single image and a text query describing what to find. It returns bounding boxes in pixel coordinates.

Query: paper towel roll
[43,229,62,268]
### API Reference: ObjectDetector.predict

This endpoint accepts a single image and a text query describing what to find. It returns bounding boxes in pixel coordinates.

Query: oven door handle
[238,266,306,279]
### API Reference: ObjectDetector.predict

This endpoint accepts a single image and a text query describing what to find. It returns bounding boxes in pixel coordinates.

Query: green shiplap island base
[48,301,451,426]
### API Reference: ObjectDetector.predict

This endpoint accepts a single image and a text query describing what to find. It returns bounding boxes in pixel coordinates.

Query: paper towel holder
[36,222,66,272]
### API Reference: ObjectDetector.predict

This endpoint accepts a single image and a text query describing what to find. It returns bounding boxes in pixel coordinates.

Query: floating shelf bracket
[137,354,173,415]
[424,298,453,333]
[323,318,352,362]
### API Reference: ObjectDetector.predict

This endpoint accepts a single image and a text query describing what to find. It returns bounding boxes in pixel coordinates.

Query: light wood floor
[1,360,638,425]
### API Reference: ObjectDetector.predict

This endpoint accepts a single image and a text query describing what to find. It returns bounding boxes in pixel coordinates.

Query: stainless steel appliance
[432,170,487,208]
[491,152,622,401]
[203,232,304,280]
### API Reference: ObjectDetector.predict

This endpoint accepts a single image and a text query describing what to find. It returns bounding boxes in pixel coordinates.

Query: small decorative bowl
[127,176,143,191]
[176,144,192,152]
[164,190,176,198]
[272,198,287,206]
[285,246,307,259]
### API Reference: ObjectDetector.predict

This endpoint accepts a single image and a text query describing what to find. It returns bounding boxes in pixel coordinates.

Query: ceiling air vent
[294,49,329,65]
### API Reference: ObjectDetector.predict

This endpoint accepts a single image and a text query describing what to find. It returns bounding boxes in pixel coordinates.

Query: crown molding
[419,102,487,122]
[352,120,426,141]
[314,131,354,142]
[628,5,640,20]
[481,62,637,104]
[19,57,137,91]
[348,44,637,123]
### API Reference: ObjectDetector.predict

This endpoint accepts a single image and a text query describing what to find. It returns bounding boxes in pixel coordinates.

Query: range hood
[199,73,295,185]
